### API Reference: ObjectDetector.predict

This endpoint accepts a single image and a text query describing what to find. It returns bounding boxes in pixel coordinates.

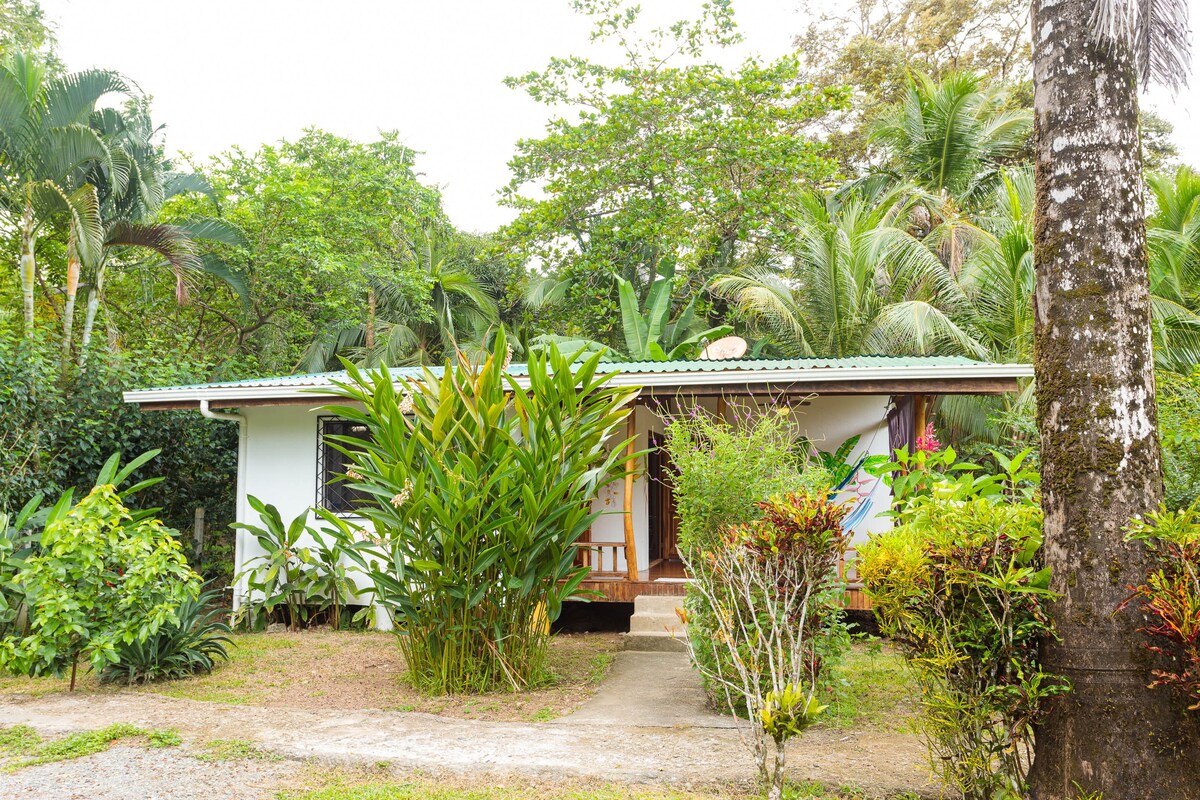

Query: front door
[647,433,680,564]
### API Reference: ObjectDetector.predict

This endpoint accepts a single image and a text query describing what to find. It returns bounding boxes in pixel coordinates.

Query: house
[123,355,1031,615]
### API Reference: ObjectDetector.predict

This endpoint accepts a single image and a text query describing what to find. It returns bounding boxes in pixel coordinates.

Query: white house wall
[235,404,390,625]
[232,392,894,610]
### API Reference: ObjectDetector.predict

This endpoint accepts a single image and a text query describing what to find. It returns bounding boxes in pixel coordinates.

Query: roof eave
[124,363,1034,411]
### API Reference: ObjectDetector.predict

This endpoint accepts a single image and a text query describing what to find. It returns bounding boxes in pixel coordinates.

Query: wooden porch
[570,389,946,608]
[578,559,690,602]
[574,546,872,609]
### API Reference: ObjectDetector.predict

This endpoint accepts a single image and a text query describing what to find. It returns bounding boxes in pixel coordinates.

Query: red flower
[915,423,940,453]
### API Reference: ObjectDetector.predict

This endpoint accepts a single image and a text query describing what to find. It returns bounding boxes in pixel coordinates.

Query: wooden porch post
[912,393,926,445]
[623,409,640,581]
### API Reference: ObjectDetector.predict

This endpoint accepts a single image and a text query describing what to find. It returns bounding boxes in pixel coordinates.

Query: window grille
[316,417,373,514]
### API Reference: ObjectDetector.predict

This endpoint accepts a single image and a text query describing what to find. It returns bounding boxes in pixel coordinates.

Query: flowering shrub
[1123,506,1200,711]
[860,447,1062,800]
[662,402,831,557]
[681,490,850,800]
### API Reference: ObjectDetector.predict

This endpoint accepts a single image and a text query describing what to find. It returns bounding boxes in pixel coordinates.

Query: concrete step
[628,612,685,635]
[622,631,689,653]
[633,594,686,616]
[625,593,689,651]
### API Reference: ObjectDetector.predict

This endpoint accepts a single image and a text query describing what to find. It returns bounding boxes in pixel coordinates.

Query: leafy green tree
[502,0,848,344]
[0,333,238,564]
[0,1,59,70]
[161,129,448,375]
[0,452,200,690]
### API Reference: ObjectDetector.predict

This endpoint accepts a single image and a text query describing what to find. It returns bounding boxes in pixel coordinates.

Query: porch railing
[572,539,629,580]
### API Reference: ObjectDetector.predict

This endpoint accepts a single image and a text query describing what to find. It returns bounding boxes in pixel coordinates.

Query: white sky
[38,0,1200,234]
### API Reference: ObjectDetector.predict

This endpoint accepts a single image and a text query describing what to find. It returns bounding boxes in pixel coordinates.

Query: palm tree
[1026,0,1197,794]
[711,188,984,359]
[862,73,1031,277]
[73,102,246,362]
[1146,166,1200,371]
[300,233,498,371]
[869,72,1031,209]
[0,52,124,337]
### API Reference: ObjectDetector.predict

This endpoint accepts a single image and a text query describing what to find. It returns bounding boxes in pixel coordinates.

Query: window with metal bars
[316,417,373,514]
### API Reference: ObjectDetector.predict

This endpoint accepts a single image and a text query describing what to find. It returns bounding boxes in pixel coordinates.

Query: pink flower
[915,423,940,453]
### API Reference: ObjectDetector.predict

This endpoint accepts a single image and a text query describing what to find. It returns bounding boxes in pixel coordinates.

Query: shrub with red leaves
[1123,506,1200,712]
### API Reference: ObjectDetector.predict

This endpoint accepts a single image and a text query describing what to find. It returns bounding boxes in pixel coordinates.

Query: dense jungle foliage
[2,0,1199,541]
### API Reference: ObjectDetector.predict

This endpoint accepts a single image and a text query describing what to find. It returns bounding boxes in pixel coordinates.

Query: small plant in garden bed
[99,581,234,685]
[662,404,847,716]
[233,497,364,632]
[1122,504,1200,711]
[0,451,201,690]
[680,490,851,800]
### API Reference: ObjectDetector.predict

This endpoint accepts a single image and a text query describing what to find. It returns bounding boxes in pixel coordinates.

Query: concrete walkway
[556,651,736,728]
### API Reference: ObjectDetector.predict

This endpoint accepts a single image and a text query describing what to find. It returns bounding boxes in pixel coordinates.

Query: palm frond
[174,217,248,249]
[1090,0,1192,89]
[42,68,128,129]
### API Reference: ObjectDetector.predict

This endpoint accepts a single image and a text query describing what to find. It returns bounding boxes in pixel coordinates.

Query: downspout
[199,399,248,611]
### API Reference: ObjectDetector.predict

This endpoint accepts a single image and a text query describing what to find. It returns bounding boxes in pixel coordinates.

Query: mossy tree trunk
[1028,0,1200,796]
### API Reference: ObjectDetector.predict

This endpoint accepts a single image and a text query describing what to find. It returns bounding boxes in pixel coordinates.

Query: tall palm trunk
[1027,0,1200,796]
[365,286,376,351]
[61,233,80,371]
[78,261,105,365]
[19,200,37,337]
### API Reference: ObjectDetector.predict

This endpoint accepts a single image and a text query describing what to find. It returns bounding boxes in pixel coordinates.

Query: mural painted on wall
[808,435,890,537]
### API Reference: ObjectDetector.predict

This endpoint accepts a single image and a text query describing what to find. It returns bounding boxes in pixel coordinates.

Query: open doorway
[647,432,684,579]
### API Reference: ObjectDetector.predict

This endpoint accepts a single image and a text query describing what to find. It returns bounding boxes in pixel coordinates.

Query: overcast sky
[38,0,1200,234]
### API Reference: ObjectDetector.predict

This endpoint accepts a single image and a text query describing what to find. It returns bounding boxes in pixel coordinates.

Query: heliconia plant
[320,329,638,694]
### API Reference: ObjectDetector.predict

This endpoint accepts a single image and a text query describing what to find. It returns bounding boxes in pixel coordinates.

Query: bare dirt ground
[0,650,935,800]
[0,630,622,722]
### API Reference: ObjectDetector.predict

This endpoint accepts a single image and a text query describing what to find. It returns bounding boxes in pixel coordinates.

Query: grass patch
[818,640,916,732]
[0,722,180,771]
[194,738,284,762]
[147,729,183,748]
[0,631,621,722]
[275,770,885,800]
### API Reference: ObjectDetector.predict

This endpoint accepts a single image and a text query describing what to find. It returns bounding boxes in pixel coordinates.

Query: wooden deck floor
[578,560,689,602]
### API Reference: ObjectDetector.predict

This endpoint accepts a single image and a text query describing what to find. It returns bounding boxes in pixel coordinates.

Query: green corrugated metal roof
[135,354,986,393]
